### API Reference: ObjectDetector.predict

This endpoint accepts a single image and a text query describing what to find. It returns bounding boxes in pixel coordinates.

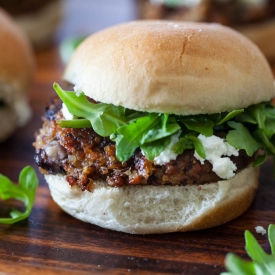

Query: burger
[0,0,63,48]
[33,20,275,234]
[0,8,34,142]
[138,0,275,61]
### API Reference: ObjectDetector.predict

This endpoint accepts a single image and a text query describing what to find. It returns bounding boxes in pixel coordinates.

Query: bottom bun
[46,166,259,234]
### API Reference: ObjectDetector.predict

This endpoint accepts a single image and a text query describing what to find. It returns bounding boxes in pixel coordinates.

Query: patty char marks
[33,99,253,191]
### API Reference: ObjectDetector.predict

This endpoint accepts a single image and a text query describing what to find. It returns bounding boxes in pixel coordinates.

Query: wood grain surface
[0,1,275,274]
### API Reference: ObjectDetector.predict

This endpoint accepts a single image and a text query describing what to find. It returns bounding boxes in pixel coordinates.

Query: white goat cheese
[255,226,266,235]
[194,134,239,180]
[154,132,181,165]
[62,103,74,120]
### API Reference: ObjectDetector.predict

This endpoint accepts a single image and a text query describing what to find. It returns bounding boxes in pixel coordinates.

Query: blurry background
[1,0,274,61]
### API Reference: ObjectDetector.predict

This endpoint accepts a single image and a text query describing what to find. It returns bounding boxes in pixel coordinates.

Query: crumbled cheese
[255,226,267,235]
[62,103,74,120]
[154,132,181,165]
[194,134,239,180]
[74,85,83,96]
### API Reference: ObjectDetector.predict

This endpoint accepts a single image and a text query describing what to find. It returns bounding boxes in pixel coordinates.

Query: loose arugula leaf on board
[222,224,275,275]
[0,166,39,224]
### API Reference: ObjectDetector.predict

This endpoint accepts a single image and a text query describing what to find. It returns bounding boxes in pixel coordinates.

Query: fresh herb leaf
[172,136,194,154]
[112,113,160,161]
[215,109,244,125]
[180,115,214,137]
[54,83,128,137]
[0,166,39,224]
[222,224,275,275]
[58,118,92,128]
[141,136,171,161]
[226,121,262,156]
[172,133,206,159]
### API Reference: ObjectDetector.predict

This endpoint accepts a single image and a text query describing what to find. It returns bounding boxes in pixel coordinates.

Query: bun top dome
[64,20,275,115]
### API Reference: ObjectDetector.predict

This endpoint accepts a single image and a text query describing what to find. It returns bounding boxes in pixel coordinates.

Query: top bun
[0,8,34,129]
[63,20,275,116]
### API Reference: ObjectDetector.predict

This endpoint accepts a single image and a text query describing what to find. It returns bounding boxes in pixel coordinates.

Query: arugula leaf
[112,113,160,161]
[226,121,262,156]
[58,118,92,128]
[180,115,214,137]
[141,136,171,161]
[248,104,275,154]
[54,83,128,137]
[215,109,244,125]
[222,224,275,275]
[0,166,39,224]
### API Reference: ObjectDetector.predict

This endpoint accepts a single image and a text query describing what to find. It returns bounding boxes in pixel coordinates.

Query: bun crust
[64,20,275,116]
[0,9,34,140]
[46,166,259,234]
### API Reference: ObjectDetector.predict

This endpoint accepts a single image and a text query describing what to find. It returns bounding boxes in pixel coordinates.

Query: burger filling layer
[33,84,275,191]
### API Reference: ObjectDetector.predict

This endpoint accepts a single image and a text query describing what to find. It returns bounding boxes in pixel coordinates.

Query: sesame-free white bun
[63,20,275,116]
[46,166,259,234]
[0,9,34,142]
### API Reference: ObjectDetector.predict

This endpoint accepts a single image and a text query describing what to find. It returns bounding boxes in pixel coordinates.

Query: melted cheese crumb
[194,134,239,180]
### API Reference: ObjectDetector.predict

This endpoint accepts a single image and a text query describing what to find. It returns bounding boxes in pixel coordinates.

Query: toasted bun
[0,9,34,141]
[12,0,63,49]
[64,20,275,116]
[45,166,259,234]
[236,19,275,63]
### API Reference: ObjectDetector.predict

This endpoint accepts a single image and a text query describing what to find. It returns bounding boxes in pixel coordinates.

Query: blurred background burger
[0,8,34,142]
[137,0,275,61]
[0,0,63,49]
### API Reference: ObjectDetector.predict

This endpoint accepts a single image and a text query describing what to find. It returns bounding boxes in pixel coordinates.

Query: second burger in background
[0,0,63,49]
[138,0,275,61]
[34,20,275,234]
[0,8,34,142]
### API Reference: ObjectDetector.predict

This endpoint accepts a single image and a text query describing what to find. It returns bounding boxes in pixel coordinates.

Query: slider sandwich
[0,0,63,48]
[34,20,275,234]
[0,8,34,142]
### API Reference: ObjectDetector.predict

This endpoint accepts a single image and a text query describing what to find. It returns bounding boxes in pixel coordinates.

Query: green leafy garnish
[54,83,275,163]
[54,83,128,137]
[0,166,39,224]
[222,224,275,275]
[226,121,262,157]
